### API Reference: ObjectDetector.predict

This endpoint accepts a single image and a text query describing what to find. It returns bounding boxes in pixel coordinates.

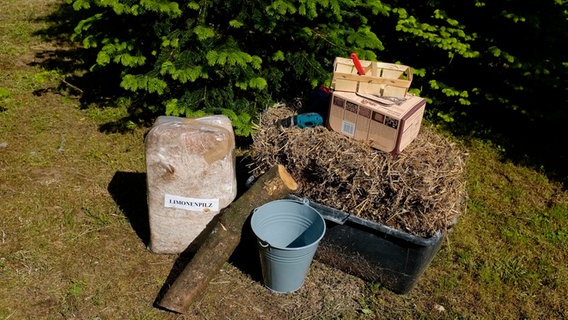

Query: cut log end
[277,164,298,191]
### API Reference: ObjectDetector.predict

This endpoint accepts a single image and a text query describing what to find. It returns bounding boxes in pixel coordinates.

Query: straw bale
[249,104,468,238]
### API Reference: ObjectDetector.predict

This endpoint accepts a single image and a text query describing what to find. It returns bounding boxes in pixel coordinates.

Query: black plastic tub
[287,195,444,294]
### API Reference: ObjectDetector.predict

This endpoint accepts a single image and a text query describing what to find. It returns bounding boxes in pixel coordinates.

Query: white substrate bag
[145,115,237,254]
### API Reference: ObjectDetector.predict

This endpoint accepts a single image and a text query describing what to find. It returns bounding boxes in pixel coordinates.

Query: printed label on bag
[164,194,219,212]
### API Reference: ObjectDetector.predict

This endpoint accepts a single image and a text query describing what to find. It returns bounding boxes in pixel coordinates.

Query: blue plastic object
[280,112,324,128]
[296,112,324,128]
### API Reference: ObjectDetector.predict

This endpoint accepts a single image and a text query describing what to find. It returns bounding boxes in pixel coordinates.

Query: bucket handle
[258,239,270,248]
[253,207,271,248]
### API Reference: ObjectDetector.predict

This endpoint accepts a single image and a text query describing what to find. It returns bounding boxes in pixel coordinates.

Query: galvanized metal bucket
[251,199,326,293]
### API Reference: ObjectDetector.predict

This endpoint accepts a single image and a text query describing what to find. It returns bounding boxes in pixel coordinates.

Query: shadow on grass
[107,171,150,246]
[229,154,264,282]
[30,1,151,134]
[229,214,263,282]
[449,103,568,188]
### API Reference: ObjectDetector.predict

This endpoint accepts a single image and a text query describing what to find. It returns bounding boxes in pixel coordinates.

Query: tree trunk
[156,164,298,314]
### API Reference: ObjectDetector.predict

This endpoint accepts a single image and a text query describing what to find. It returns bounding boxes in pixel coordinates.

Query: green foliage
[221,108,254,137]
[120,74,167,94]
[0,87,11,108]
[67,0,567,138]
[376,0,567,127]
[67,0,387,136]
[393,7,479,59]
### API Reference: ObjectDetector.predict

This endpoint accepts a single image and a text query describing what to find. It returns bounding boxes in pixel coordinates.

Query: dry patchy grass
[1,1,567,319]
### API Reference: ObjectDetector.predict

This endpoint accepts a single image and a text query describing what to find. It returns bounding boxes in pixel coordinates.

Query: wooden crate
[330,57,413,98]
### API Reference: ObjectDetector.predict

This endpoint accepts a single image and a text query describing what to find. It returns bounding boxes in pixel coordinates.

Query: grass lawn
[1,0,567,319]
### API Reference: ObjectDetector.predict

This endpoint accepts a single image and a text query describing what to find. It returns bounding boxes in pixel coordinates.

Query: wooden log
[156,164,298,314]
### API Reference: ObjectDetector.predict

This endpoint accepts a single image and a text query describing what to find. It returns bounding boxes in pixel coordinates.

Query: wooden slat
[331,57,413,97]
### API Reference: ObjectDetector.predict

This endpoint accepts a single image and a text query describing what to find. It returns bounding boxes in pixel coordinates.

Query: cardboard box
[330,57,413,98]
[327,91,426,154]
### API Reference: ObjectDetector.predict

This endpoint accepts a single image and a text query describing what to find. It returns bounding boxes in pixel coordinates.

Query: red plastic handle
[350,53,365,75]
